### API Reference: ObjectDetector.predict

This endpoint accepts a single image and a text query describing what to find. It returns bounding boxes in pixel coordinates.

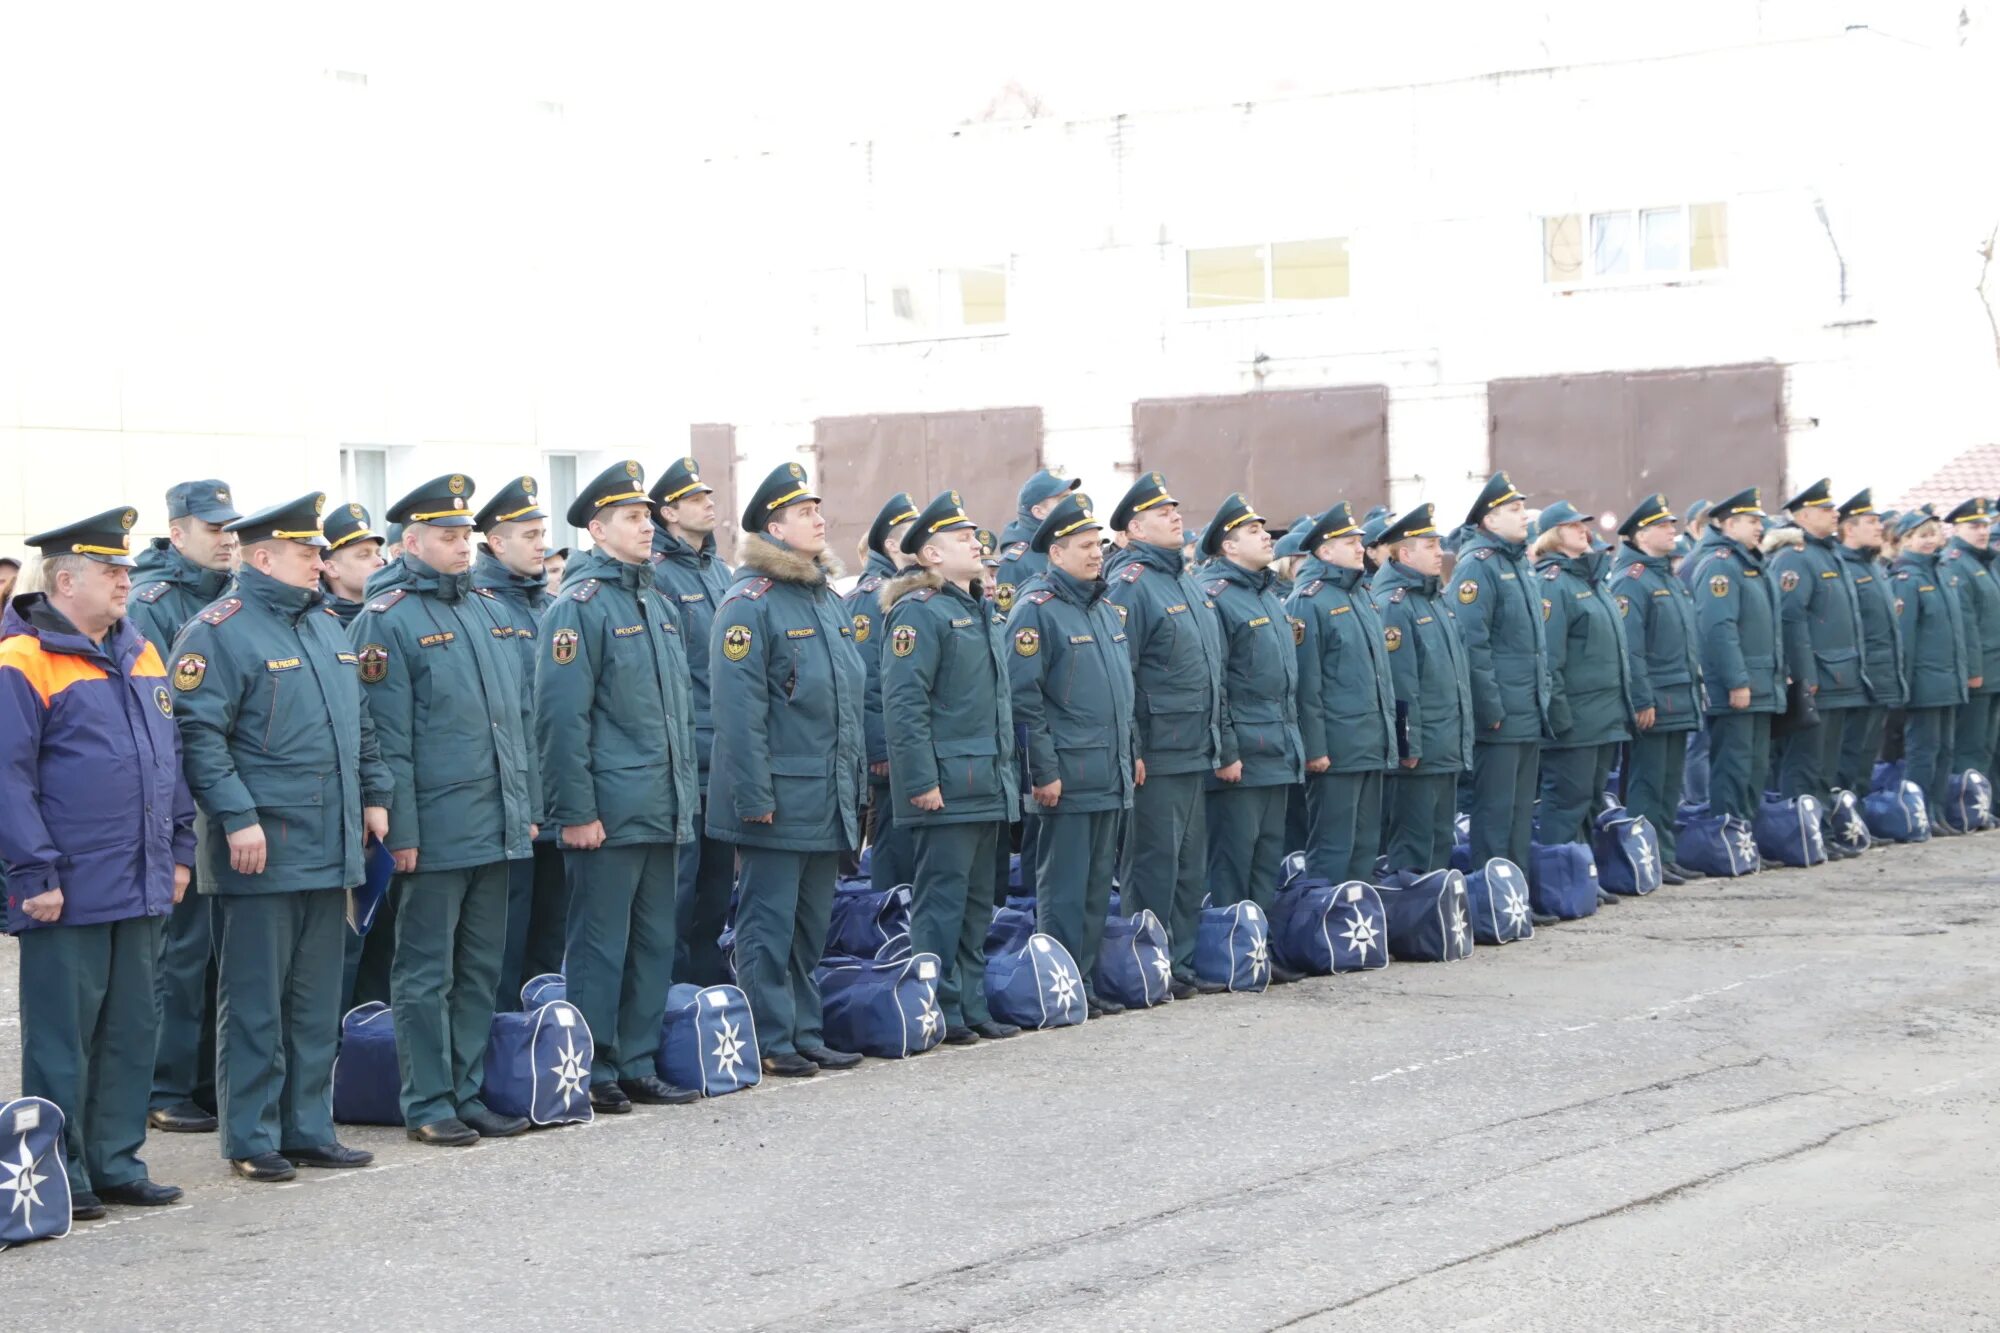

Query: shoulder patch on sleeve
[1023,589,1055,605]
[198,597,242,626]
[1120,564,1145,584]
[1710,573,1731,597]
[135,581,172,604]
[366,588,407,613]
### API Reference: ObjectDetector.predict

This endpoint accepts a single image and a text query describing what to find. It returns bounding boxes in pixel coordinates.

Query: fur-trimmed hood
[736,533,844,587]
[1761,525,1805,556]
[880,566,985,612]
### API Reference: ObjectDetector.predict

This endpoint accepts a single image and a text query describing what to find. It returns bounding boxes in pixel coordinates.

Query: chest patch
[951,616,976,628]
[1329,605,1351,616]
[787,627,817,639]
[1384,626,1402,651]
[265,657,302,672]
[336,651,359,665]
[679,592,706,602]
[1164,603,1189,615]
[1247,615,1271,628]
[1780,570,1801,593]
[419,631,456,648]
[852,614,871,644]
[1291,616,1305,645]
[154,685,173,717]
[612,624,645,638]
[1068,634,1095,645]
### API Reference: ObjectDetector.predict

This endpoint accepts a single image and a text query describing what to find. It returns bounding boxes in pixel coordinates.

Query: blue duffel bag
[826,879,914,961]
[817,951,945,1058]
[0,1097,70,1247]
[1528,843,1600,920]
[1448,814,1473,872]
[1096,908,1174,1007]
[1194,900,1271,991]
[520,972,567,1008]
[1378,869,1473,962]
[1755,793,1826,868]
[1864,778,1931,843]
[1826,788,1872,854]
[332,1002,403,1126]
[1946,769,1994,833]
[984,895,1038,959]
[1271,877,1390,972]
[987,933,1088,1029]
[1592,800,1662,895]
[484,998,594,1126]
[1462,857,1533,944]
[1870,759,1907,795]
[1675,804,1761,876]
[659,983,760,1097]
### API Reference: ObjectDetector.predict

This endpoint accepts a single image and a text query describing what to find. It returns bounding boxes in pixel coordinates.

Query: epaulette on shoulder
[1024,588,1055,605]
[1120,564,1144,584]
[1203,578,1227,597]
[1626,562,1646,580]
[474,586,497,598]
[322,605,342,617]
[569,579,601,603]
[135,581,172,604]
[1472,548,1493,561]
[740,577,773,601]
[366,589,408,613]
[1893,569,1911,580]
[909,587,938,602]
[198,597,242,626]
[857,574,883,593]
[1542,566,1560,580]
[1388,587,1406,604]
[1003,542,1029,559]
[1300,579,1323,597]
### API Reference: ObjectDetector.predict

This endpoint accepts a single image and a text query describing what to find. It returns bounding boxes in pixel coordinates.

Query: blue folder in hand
[348,836,395,935]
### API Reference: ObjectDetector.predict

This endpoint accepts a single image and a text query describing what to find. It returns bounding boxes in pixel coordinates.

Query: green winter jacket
[879,569,1020,826]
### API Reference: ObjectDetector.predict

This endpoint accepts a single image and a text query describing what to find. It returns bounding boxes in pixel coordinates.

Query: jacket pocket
[769,752,835,828]
[1143,688,1208,754]
[932,734,1000,803]
[594,760,672,834]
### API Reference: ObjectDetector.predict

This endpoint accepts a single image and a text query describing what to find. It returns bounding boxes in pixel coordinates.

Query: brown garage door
[688,423,740,555]
[1130,386,1390,532]
[811,408,1044,567]
[1487,363,1785,528]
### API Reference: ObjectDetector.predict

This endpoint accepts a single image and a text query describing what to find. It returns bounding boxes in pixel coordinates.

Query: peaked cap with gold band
[1712,486,1768,520]
[648,456,714,509]
[1379,502,1440,547]
[1199,492,1266,558]
[567,459,651,529]
[1031,491,1102,553]
[1783,477,1834,511]
[1109,470,1177,532]
[900,489,979,555]
[1465,470,1526,527]
[388,474,477,529]
[324,502,383,551]
[1836,488,1875,520]
[1303,501,1362,552]
[25,506,141,567]
[475,476,547,531]
[866,492,920,556]
[225,493,328,548]
[740,461,821,533]
[1945,496,1992,525]
[1617,493,1677,539]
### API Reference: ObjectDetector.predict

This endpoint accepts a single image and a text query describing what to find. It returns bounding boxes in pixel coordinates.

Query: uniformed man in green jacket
[1532,502,1633,857]
[474,476,563,1003]
[351,474,539,1145]
[1372,504,1473,874]
[1006,492,1136,1018]
[535,461,702,1112]
[168,493,390,1182]
[1104,471,1227,998]
[1893,510,1972,825]
[1770,478,1869,855]
[845,492,920,890]
[1834,490,1905,797]
[319,503,385,627]
[129,478,241,1137]
[1689,487,1786,823]
[1288,502,1397,885]
[1451,472,1549,880]
[880,490,1023,1043]
[1199,494,1304,931]
[1610,494,1703,882]
[1942,497,2000,786]
[709,463,868,1077]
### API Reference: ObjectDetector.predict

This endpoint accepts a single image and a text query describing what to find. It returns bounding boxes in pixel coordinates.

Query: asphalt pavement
[3,835,1997,1331]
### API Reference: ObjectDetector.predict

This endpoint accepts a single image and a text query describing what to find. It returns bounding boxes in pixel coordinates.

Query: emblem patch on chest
[852,614,870,644]
[1384,627,1402,651]
[154,685,173,717]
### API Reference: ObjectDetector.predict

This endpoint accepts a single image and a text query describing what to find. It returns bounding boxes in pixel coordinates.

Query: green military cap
[1465,471,1527,527]
[740,461,820,533]
[1199,492,1265,557]
[1618,493,1676,538]
[977,528,1000,565]
[1712,486,1767,519]
[1305,501,1362,551]
[1109,470,1177,532]
[26,505,141,567]
[388,474,477,528]
[227,493,329,548]
[899,489,979,556]
[1273,529,1308,559]
[1363,504,1391,524]
[1837,488,1876,520]
[1534,499,1587,539]
[475,476,547,531]
[568,459,651,530]
[1784,477,1834,511]
[1894,509,1939,539]
[1031,491,1102,553]
[1017,468,1079,511]
[165,479,241,524]
[1945,496,1992,524]
[648,456,713,508]
[1380,502,1440,546]
[324,501,382,551]
[865,492,920,556]
[1361,512,1392,547]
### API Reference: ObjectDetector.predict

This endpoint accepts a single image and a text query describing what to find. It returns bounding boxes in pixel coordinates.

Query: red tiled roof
[1896,443,2000,513]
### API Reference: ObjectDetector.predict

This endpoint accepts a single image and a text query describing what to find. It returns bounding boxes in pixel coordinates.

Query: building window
[1544,203,1729,283]
[338,446,388,525]
[1187,238,1350,309]
[864,264,1008,337]
[546,454,579,550]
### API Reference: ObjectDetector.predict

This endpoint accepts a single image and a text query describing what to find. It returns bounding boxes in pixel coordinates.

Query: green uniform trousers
[1303,769,1384,885]
[1905,706,1958,824]
[1034,808,1119,990]
[735,847,838,1058]
[1385,772,1456,875]
[911,822,999,1028]
[674,813,738,989]
[1705,711,1775,821]
[1622,729,1690,864]
[1123,771,1208,979]
[390,862,509,1127]
[1205,783,1290,912]
[1778,706,1853,819]
[498,844,567,1009]
[1953,693,2000,776]
[1539,742,1615,846]
[1838,706,1888,796]
[215,888,344,1159]
[149,859,216,1113]
[865,780,917,891]
[562,842,679,1085]
[20,915,164,1194]
[1470,741,1539,874]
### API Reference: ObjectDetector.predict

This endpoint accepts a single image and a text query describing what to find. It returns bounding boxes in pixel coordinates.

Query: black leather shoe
[1823,842,1853,862]
[460,1105,529,1138]
[971,1020,1021,1039]
[1531,910,1561,926]
[1597,888,1621,906]
[98,1178,184,1207]
[943,1025,980,1045]
[71,1191,106,1220]
[283,1141,373,1169]
[761,1052,818,1078]
[1659,866,1686,887]
[231,1152,297,1183]
[1268,963,1305,985]
[618,1076,700,1106]
[406,1117,480,1147]
[588,1082,634,1113]
[1086,992,1125,1018]
[799,1046,863,1070]
[147,1101,217,1134]
[1168,978,1197,1001]
[1667,862,1705,882]
[1192,976,1228,995]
